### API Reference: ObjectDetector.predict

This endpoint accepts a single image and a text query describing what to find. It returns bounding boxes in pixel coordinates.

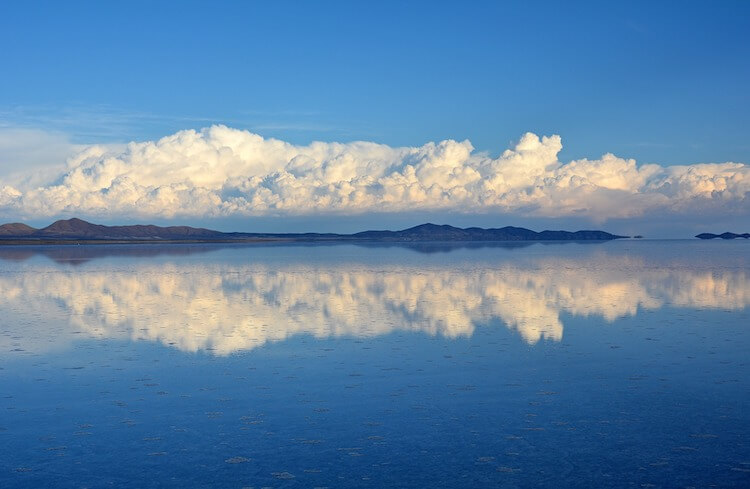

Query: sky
[0,0,748,237]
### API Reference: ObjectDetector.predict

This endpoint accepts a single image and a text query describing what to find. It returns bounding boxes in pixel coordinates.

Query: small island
[0,218,628,244]
[696,232,750,240]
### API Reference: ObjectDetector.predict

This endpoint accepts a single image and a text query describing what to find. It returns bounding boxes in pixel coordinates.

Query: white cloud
[0,125,747,221]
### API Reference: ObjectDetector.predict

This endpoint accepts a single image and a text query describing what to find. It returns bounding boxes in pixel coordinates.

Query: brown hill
[0,218,224,240]
[34,218,222,239]
[0,223,37,236]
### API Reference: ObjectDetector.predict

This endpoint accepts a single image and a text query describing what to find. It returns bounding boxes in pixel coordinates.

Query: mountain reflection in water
[2,246,748,356]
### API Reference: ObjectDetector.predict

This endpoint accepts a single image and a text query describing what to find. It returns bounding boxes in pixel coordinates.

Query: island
[0,218,628,244]
[696,232,750,240]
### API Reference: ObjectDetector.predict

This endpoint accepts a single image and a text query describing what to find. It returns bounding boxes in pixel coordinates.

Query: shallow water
[1,240,748,488]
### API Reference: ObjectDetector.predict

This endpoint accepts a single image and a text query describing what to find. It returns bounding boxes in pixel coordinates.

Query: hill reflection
[1,253,748,355]
[0,240,547,265]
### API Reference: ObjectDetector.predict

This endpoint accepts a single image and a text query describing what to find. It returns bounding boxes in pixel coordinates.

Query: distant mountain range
[0,218,628,243]
[349,223,625,241]
[696,232,750,240]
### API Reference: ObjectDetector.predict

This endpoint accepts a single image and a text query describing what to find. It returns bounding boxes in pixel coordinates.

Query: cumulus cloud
[0,125,747,221]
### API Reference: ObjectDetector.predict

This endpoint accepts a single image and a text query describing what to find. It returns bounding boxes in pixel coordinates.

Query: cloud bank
[0,125,747,221]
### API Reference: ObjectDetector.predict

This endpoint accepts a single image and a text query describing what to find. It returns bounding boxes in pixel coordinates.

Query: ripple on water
[225,456,250,464]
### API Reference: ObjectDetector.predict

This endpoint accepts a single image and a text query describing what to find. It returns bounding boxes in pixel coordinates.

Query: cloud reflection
[1,255,748,355]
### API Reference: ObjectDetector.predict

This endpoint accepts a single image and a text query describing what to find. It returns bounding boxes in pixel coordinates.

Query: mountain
[0,218,225,240]
[39,218,221,239]
[696,232,750,240]
[352,223,625,241]
[0,218,627,242]
[0,223,36,236]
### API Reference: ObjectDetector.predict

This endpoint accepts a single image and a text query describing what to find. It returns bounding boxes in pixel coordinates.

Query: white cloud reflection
[1,253,748,356]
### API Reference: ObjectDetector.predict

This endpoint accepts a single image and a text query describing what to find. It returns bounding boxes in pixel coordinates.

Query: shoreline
[0,237,649,246]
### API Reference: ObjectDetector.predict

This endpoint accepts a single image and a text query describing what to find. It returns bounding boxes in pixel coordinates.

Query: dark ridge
[0,218,628,243]
[354,223,626,241]
[696,232,750,240]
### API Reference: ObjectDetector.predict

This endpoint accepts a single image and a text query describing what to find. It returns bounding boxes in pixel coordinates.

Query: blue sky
[0,1,748,236]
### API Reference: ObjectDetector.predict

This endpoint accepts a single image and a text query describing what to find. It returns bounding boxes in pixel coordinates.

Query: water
[1,240,748,488]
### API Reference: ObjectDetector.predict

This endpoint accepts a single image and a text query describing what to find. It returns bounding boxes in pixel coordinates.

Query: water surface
[1,241,748,487]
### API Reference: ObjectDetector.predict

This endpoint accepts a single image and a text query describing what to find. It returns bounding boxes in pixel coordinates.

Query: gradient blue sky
[0,1,748,236]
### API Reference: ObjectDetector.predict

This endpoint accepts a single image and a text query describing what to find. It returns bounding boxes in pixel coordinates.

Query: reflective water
[1,241,748,487]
